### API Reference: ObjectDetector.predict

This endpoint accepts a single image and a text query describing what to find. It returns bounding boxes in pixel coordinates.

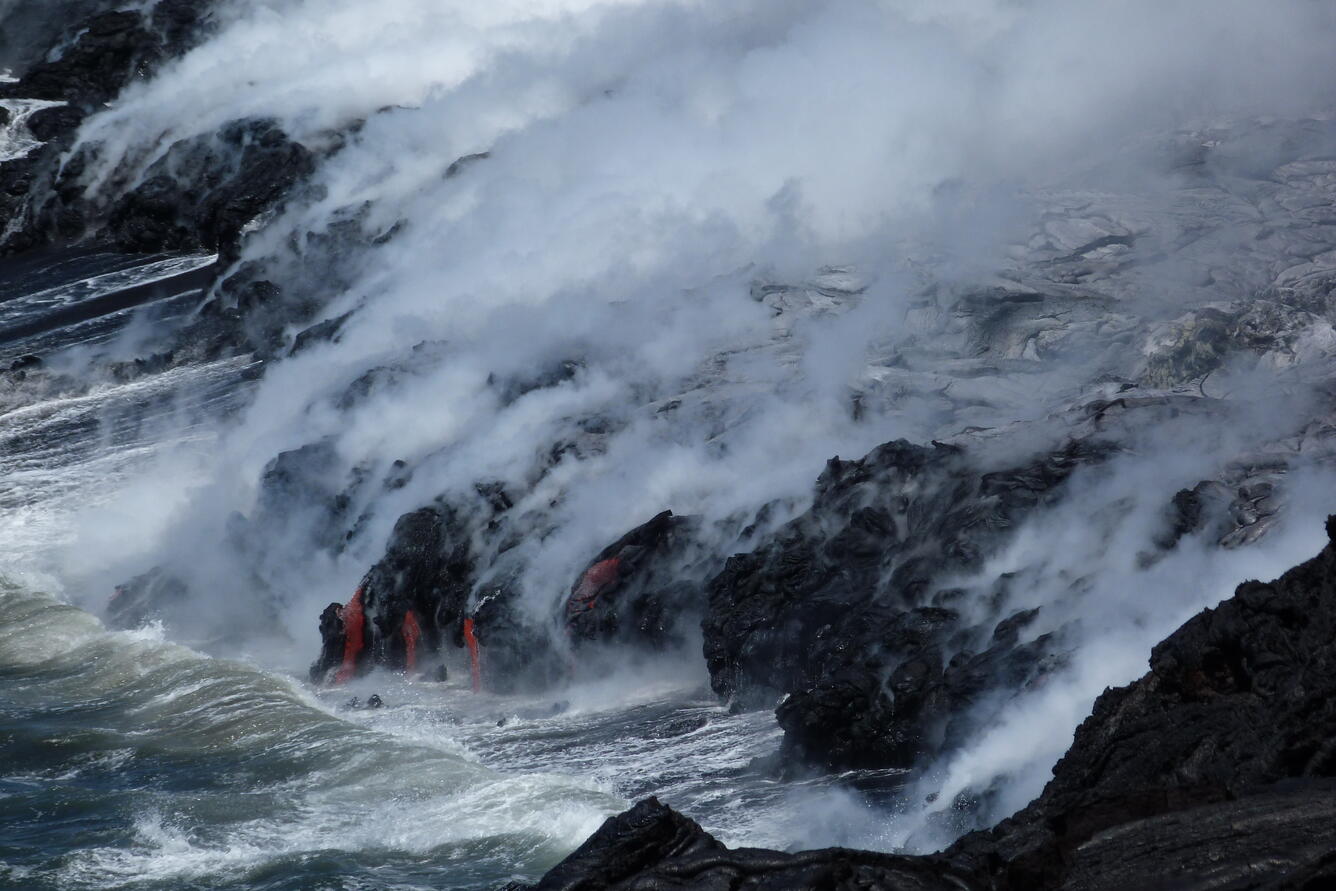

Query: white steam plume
[28,0,1336,852]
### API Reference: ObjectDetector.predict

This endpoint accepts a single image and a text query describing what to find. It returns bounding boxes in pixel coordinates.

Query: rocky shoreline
[520,518,1336,889]
[5,3,1336,889]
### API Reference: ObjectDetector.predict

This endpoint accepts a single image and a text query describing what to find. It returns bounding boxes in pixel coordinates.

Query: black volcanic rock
[704,438,1109,771]
[308,601,348,684]
[1038,780,1336,891]
[251,441,356,553]
[470,508,727,691]
[564,510,706,649]
[533,517,1336,890]
[307,491,543,690]
[309,506,716,693]
[526,797,979,891]
[310,505,472,684]
[4,10,173,111]
[0,2,314,269]
[0,2,115,77]
[470,581,568,695]
[106,566,188,630]
[361,507,471,658]
[103,118,314,260]
[967,514,1336,889]
[0,2,220,254]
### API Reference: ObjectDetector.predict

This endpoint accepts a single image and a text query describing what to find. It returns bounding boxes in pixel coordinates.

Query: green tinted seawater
[0,583,614,891]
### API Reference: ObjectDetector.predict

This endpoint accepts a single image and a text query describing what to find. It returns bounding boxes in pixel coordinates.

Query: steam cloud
[30,0,1336,852]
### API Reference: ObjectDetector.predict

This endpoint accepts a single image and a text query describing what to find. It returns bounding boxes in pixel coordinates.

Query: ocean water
[0,582,612,891]
[0,254,897,889]
[6,3,1336,887]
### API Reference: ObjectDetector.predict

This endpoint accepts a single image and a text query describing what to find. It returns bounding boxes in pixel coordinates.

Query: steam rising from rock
[27,0,1336,852]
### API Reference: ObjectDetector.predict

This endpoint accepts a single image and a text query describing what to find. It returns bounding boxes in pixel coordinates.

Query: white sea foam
[0,583,621,888]
[4,0,1336,876]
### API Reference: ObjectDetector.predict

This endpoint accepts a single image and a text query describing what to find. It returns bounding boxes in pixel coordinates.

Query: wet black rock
[470,582,568,695]
[965,514,1336,889]
[703,438,1110,771]
[0,1,220,255]
[0,4,318,376]
[306,504,719,693]
[290,310,354,356]
[564,510,708,649]
[0,1,315,307]
[1,5,207,112]
[103,118,314,261]
[309,601,348,684]
[251,441,358,554]
[530,517,1336,890]
[466,510,712,694]
[362,507,472,660]
[106,566,188,630]
[1153,479,1236,551]
[0,2,117,76]
[525,797,978,891]
[178,272,321,364]
[309,505,472,684]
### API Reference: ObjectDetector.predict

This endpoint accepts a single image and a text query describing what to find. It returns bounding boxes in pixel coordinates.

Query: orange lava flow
[463,617,481,693]
[333,587,365,685]
[402,609,422,672]
[569,557,620,615]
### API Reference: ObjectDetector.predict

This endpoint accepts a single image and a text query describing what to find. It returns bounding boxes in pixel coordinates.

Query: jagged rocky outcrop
[704,437,1110,771]
[248,441,364,555]
[105,566,187,630]
[0,1,210,109]
[524,797,977,891]
[470,582,568,695]
[0,0,325,374]
[296,408,1297,782]
[309,504,471,684]
[966,514,1336,889]
[96,117,314,261]
[564,510,707,650]
[524,517,1336,890]
[308,507,714,692]
[0,1,225,253]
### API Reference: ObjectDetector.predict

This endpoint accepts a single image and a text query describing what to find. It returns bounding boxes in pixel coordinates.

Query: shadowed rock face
[967,514,1336,889]
[294,408,1294,774]
[309,505,472,684]
[101,117,314,261]
[564,510,708,650]
[106,566,187,631]
[704,438,1111,771]
[470,582,568,695]
[521,517,1336,891]
[21,110,314,261]
[307,507,708,692]
[0,3,206,111]
[525,797,979,891]
[0,1,226,255]
[251,442,357,554]
[0,1,323,373]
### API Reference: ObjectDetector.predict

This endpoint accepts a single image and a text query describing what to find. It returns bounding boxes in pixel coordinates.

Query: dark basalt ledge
[296,429,1262,773]
[1,2,494,369]
[564,510,706,649]
[0,1,326,366]
[307,506,711,693]
[0,1,226,255]
[706,438,1113,773]
[524,797,977,891]
[309,503,472,685]
[524,517,1336,890]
